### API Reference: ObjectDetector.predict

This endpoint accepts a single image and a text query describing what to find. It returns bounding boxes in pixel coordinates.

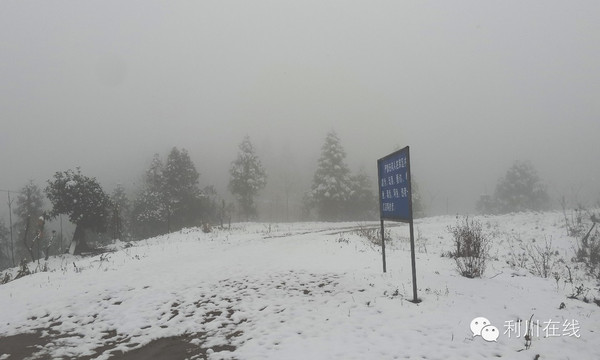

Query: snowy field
[1,211,599,359]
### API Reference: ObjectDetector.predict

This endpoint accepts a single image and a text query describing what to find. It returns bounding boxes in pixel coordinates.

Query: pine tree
[132,154,168,238]
[14,181,45,261]
[147,153,166,191]
[494,160,550,213]
[45,168,110,254]
[347,167,377,220]
[107,184,130,240]
[132,149,204,237]
[0,219,10,269]
[310,131,352,221]
[228,136,267,220]
[163,147,201,230]
[410,177,425,218]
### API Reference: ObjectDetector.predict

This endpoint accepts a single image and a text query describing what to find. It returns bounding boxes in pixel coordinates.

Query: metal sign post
[377,146,420,303]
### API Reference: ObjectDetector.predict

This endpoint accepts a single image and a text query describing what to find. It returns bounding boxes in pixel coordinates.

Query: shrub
[14,259,32,280]
[354,225,390,246]
[1,272,11,284]
[525,237,560,278]
[506,234,561,278]
[448,217,491,278]
[575,223,600,279]
[561,205,587,237]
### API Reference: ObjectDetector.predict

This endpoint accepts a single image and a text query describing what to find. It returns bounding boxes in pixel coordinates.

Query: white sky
[1,1,599,215]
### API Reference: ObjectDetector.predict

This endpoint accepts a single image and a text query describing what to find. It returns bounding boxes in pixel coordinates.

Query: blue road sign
[377,146,412,222]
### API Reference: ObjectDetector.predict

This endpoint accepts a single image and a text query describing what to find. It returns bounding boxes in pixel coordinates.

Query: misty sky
[1,1,599,217]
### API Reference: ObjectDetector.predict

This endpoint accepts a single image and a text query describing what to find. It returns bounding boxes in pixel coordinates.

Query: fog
[1,1,599,219]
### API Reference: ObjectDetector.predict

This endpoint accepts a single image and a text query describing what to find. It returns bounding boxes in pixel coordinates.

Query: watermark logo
[503,319,581,339]
[471,316,582,343]
[470,317,499,342]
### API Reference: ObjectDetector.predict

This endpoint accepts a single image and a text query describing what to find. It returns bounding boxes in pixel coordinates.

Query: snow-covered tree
[229,136,267,220]
[45,168,110,254]
[163,147,202,230]
[410,176,425,218]
[132,154,168,238]
[0,219,10,270]
[310,131,352,221]
[14,181,45,261]
[346,167,377,220]
[133,149,205,237]
[107,184,130,240]
[493,160,550,213]
[146,153,166,191]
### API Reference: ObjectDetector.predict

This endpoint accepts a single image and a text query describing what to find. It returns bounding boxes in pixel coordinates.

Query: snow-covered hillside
[1,212,599,359]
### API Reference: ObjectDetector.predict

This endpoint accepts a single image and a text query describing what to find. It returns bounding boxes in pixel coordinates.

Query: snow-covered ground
[1,212,599,359]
